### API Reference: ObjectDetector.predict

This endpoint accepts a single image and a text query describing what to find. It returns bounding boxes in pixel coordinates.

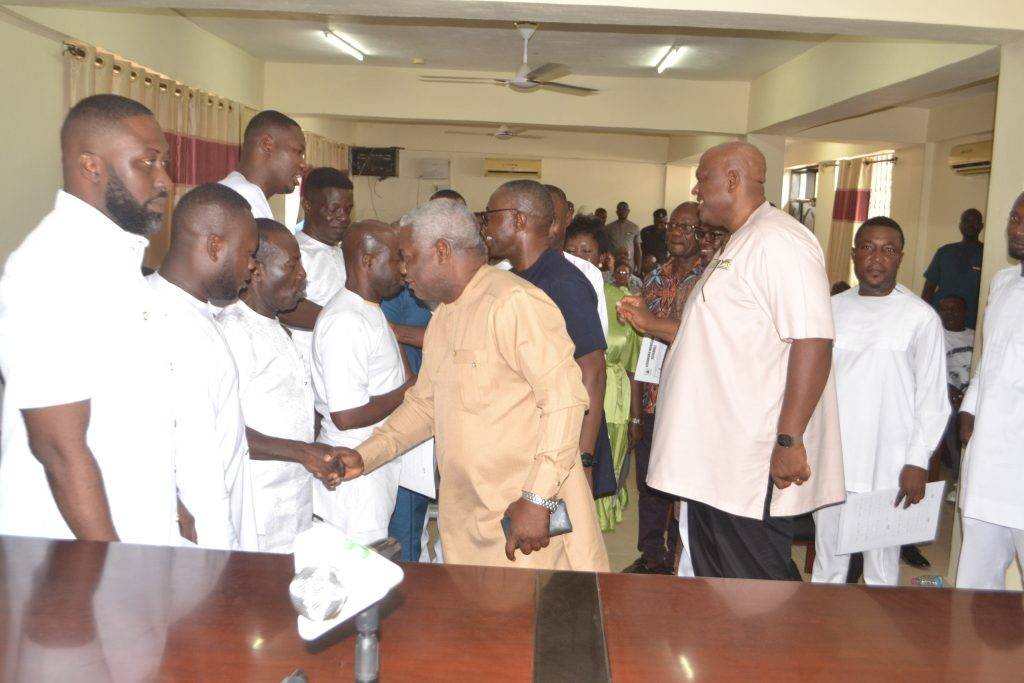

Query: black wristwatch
[580,452,595,467]
[776,433,804,448]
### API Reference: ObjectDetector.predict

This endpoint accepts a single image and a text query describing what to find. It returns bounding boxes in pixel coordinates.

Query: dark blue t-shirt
[923,241,983,328]
[380,286,432,374]
[515,250,607,358]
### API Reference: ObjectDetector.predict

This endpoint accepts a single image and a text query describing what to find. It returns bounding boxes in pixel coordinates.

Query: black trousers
[634,412,679,568]
[687,480,801,581]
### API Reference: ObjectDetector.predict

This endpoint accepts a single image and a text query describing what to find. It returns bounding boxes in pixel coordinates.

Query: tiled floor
[601,472,957,587]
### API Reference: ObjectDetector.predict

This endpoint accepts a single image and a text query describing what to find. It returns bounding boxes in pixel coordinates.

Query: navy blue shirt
[923,241,983,328]
[515,250,606,358]
[380,286,432,374]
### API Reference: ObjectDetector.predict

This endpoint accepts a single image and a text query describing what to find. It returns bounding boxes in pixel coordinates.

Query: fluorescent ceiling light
[323,30,364,62]
[656,46,686,74]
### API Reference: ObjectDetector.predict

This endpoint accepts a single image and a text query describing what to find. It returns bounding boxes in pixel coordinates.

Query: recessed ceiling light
[412,57,426,65]
[655,46,687,74]
[323,30,364,62]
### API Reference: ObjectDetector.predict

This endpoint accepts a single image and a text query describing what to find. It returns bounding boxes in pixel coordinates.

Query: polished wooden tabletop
[1,535,1022,682]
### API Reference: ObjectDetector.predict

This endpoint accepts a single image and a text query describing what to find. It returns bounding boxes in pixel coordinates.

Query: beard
[105,169,166,237]
[210,264,243,304]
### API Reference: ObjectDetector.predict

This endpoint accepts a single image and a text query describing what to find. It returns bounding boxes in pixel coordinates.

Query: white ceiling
[180,11,830,81]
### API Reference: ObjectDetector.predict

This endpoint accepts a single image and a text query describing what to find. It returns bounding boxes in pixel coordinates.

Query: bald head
[693,141,768,231]
[343,219,396,263]
[493,180,554,234]
[343,219,403,302]
[706,142,767,184]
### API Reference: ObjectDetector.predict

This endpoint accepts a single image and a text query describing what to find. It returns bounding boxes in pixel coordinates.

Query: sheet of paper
[634,336,668,384]
[835,481,946,555]
[397,438,436,499]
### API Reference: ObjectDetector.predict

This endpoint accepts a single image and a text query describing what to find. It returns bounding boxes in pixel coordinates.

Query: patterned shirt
[640,255,701,413]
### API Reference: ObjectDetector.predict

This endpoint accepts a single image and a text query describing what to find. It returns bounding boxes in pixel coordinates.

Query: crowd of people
[1,94,1022,591]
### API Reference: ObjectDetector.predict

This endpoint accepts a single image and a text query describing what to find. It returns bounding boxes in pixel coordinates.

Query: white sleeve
[593,274,609,339]
[1,256,96,408]
[217,319,256,404]
[907,311,952,470]
[314,310,371,412]
[173,362,239,551]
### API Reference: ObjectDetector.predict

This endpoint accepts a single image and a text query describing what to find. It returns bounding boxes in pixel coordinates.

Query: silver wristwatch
[521,490,558,512]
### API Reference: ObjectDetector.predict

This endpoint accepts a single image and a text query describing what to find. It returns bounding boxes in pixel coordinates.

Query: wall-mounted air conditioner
[948,140,992,176]
[484,157,542,178]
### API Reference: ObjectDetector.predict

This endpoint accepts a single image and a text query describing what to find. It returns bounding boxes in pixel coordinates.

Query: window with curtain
[786,166,818,232]
[866,153,895,219]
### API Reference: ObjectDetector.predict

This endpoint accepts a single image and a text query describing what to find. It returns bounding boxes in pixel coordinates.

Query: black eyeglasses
[475,208,520,227]
[667,221,699,235]
[694,228,729,242]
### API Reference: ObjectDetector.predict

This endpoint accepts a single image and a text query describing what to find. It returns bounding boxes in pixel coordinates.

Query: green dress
[596,284,642,531]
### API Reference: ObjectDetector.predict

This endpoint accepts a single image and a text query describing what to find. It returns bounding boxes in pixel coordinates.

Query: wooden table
[1,535,1021,681]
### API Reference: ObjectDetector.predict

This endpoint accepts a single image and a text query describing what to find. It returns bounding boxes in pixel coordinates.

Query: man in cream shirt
[647,142,845,580]
[813,217,949,586]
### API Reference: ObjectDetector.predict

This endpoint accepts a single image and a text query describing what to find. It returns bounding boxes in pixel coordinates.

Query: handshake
[297,444,366,490]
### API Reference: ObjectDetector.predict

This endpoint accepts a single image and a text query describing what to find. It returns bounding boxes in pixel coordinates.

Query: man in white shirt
[149,183,262,550]
[312,220,415,544]
[219,110,307,221]
[812,217,949,586]
[280,167,355,362]
[218,219,345,553]
[957,192,1024,590]
[647,142,845,580]
[0,94,179,545]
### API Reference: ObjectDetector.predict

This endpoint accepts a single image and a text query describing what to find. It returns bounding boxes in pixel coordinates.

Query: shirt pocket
[452,348,492,414]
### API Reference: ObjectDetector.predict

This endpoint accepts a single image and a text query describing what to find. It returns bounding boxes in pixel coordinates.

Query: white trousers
[957,516,1024,590]
[812,494,900,586]
[676,501,695,578]
[312,458,402,546]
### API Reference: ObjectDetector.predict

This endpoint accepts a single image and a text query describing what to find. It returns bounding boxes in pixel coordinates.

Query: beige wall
[0,15,65,265]
[336,121,670,224]
[913,134,993,292]
[7,6,263,106]
[0,7,266,269]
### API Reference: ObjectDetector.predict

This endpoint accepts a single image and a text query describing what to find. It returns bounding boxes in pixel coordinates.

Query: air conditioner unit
[484,157,542,178]
[949,140,992,176]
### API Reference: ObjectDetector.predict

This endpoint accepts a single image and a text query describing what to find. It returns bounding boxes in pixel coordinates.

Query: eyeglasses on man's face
[667,221,699,235]
[474,208,520,227]
[694,228,728,242]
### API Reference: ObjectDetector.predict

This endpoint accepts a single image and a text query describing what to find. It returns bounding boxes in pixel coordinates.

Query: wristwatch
[580,452,595,467]
[521,490,558,512]
[776,433,804,448]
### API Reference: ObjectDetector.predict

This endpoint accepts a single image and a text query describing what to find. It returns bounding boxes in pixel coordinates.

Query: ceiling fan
[444,124,545,140]
[419,22,598,96]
